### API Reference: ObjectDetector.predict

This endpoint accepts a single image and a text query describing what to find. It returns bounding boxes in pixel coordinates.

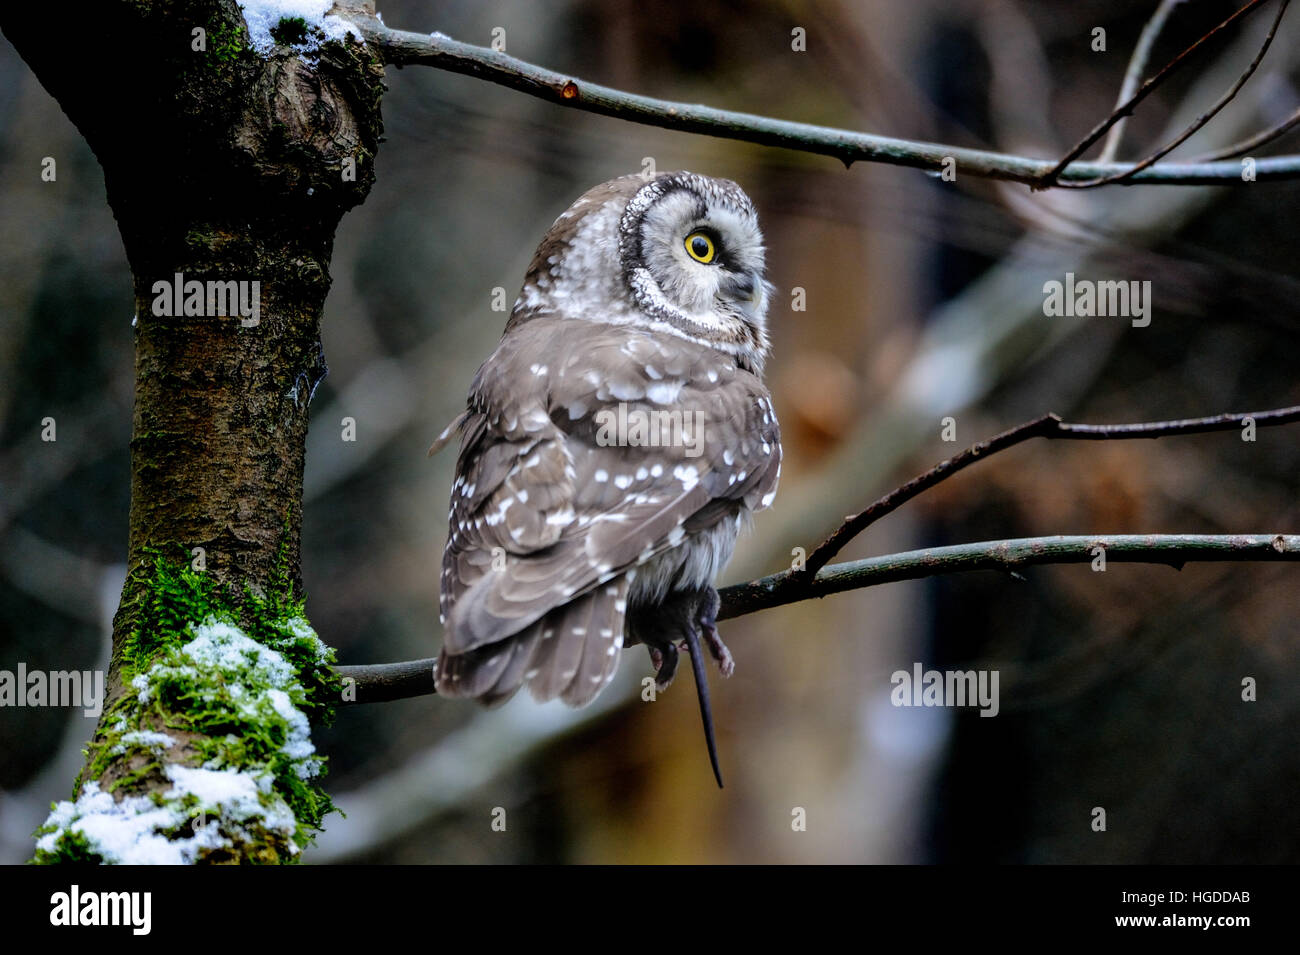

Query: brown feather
[436,175,781,724]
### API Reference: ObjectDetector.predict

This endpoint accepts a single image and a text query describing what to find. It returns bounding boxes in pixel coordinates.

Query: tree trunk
[2,0,384,863]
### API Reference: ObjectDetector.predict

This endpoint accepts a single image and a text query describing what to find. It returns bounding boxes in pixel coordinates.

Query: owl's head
[512,171,773,373]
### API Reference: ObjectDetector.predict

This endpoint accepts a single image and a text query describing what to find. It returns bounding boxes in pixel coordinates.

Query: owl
[430,171,781,784]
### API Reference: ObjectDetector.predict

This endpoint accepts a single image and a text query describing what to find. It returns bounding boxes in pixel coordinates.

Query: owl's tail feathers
[435,625,541,708]
[435,576,630,709]
[528,576,630,707]
[427,411,469,457]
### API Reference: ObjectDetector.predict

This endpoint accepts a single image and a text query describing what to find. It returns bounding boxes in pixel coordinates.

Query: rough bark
[1,0,385,860]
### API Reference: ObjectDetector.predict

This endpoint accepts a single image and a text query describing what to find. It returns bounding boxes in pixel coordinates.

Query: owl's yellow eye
[684,231,716,264]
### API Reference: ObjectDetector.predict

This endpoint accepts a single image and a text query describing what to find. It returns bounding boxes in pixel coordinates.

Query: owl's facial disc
[621,173,770,361]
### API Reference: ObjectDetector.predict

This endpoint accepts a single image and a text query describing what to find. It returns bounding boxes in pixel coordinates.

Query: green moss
[76,695,142,791]
[119,542,337,714]
[105,759,165,795]
[121,551,218,675]
[32,829,105,866]
[206,20,247,65]
[42,547,339,864]
[270,16,310,46]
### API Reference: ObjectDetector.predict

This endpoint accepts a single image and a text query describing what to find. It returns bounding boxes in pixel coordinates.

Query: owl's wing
[438,320,779,683]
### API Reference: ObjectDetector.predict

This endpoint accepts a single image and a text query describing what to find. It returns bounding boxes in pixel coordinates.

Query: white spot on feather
[646,381,683,404]
[610,381,644,401]
[673,464,699,491]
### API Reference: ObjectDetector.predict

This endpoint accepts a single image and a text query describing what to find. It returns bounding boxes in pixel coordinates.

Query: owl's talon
[695,588,734,678]
[705,628,735,679]
[652,642,679,689]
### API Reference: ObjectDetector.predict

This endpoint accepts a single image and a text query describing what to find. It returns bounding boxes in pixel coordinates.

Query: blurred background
[2,0,1299,863]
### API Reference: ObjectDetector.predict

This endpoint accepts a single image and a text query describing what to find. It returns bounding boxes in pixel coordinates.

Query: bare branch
[335,403,1300,704]
[1099,0,1186,163]
[801,404,1300,579]
[1038,0,1277,188]
[724,534,1300,618]
[334,531,1300,705]
[1060,0,1291,189]
[335,658,436,704]
[349,13,1300,187]
[1187,100,1300,160]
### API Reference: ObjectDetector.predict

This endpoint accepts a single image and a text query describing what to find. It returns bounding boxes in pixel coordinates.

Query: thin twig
[799,404,1300,580]
[334,532,1300,703]
[1099,0,1186,163]
[725,533,1300,618]
[1061,0,1291,189]
[1186,100,1300,160]
[346,13,1300,186]
[1037,0,1275,188]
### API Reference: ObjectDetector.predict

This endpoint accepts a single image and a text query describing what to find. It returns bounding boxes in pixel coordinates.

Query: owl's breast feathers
[434,316,780,706]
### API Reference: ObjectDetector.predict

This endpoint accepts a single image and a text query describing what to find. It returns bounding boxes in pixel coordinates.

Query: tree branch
[800,404,1300,580]
[1187,100,1300,161]
[1038,0,1277,188]
[1058,0,1290,189]
[1098,0,1186,163]
[723,534,1300,618]
[348,13,1300,186]
[337,657,437,704]
[334,532,1300,705]
[335,402,1300,704]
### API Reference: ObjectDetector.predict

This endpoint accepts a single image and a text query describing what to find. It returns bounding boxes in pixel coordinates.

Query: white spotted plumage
[432,172,781,710]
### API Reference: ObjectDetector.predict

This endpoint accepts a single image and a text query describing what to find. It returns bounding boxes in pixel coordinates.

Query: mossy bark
[1,0,385,861]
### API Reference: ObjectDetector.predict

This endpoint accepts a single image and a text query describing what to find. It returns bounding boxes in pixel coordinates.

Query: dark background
[1,0,1297,863]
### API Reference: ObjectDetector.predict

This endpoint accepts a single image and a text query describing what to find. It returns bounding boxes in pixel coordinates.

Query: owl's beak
[727,272,756,300]
[725,271,768,326]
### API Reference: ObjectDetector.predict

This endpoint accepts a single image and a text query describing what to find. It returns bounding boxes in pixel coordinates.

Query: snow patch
[185,620,298,688]
[165,765,297,835]
[266,688,319,775]
[38,613,329,862]
[283,615,333,666]
[238,1,362,57]
[112,730,177,756]
[36,768,301,864]
[130,618,324,783]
